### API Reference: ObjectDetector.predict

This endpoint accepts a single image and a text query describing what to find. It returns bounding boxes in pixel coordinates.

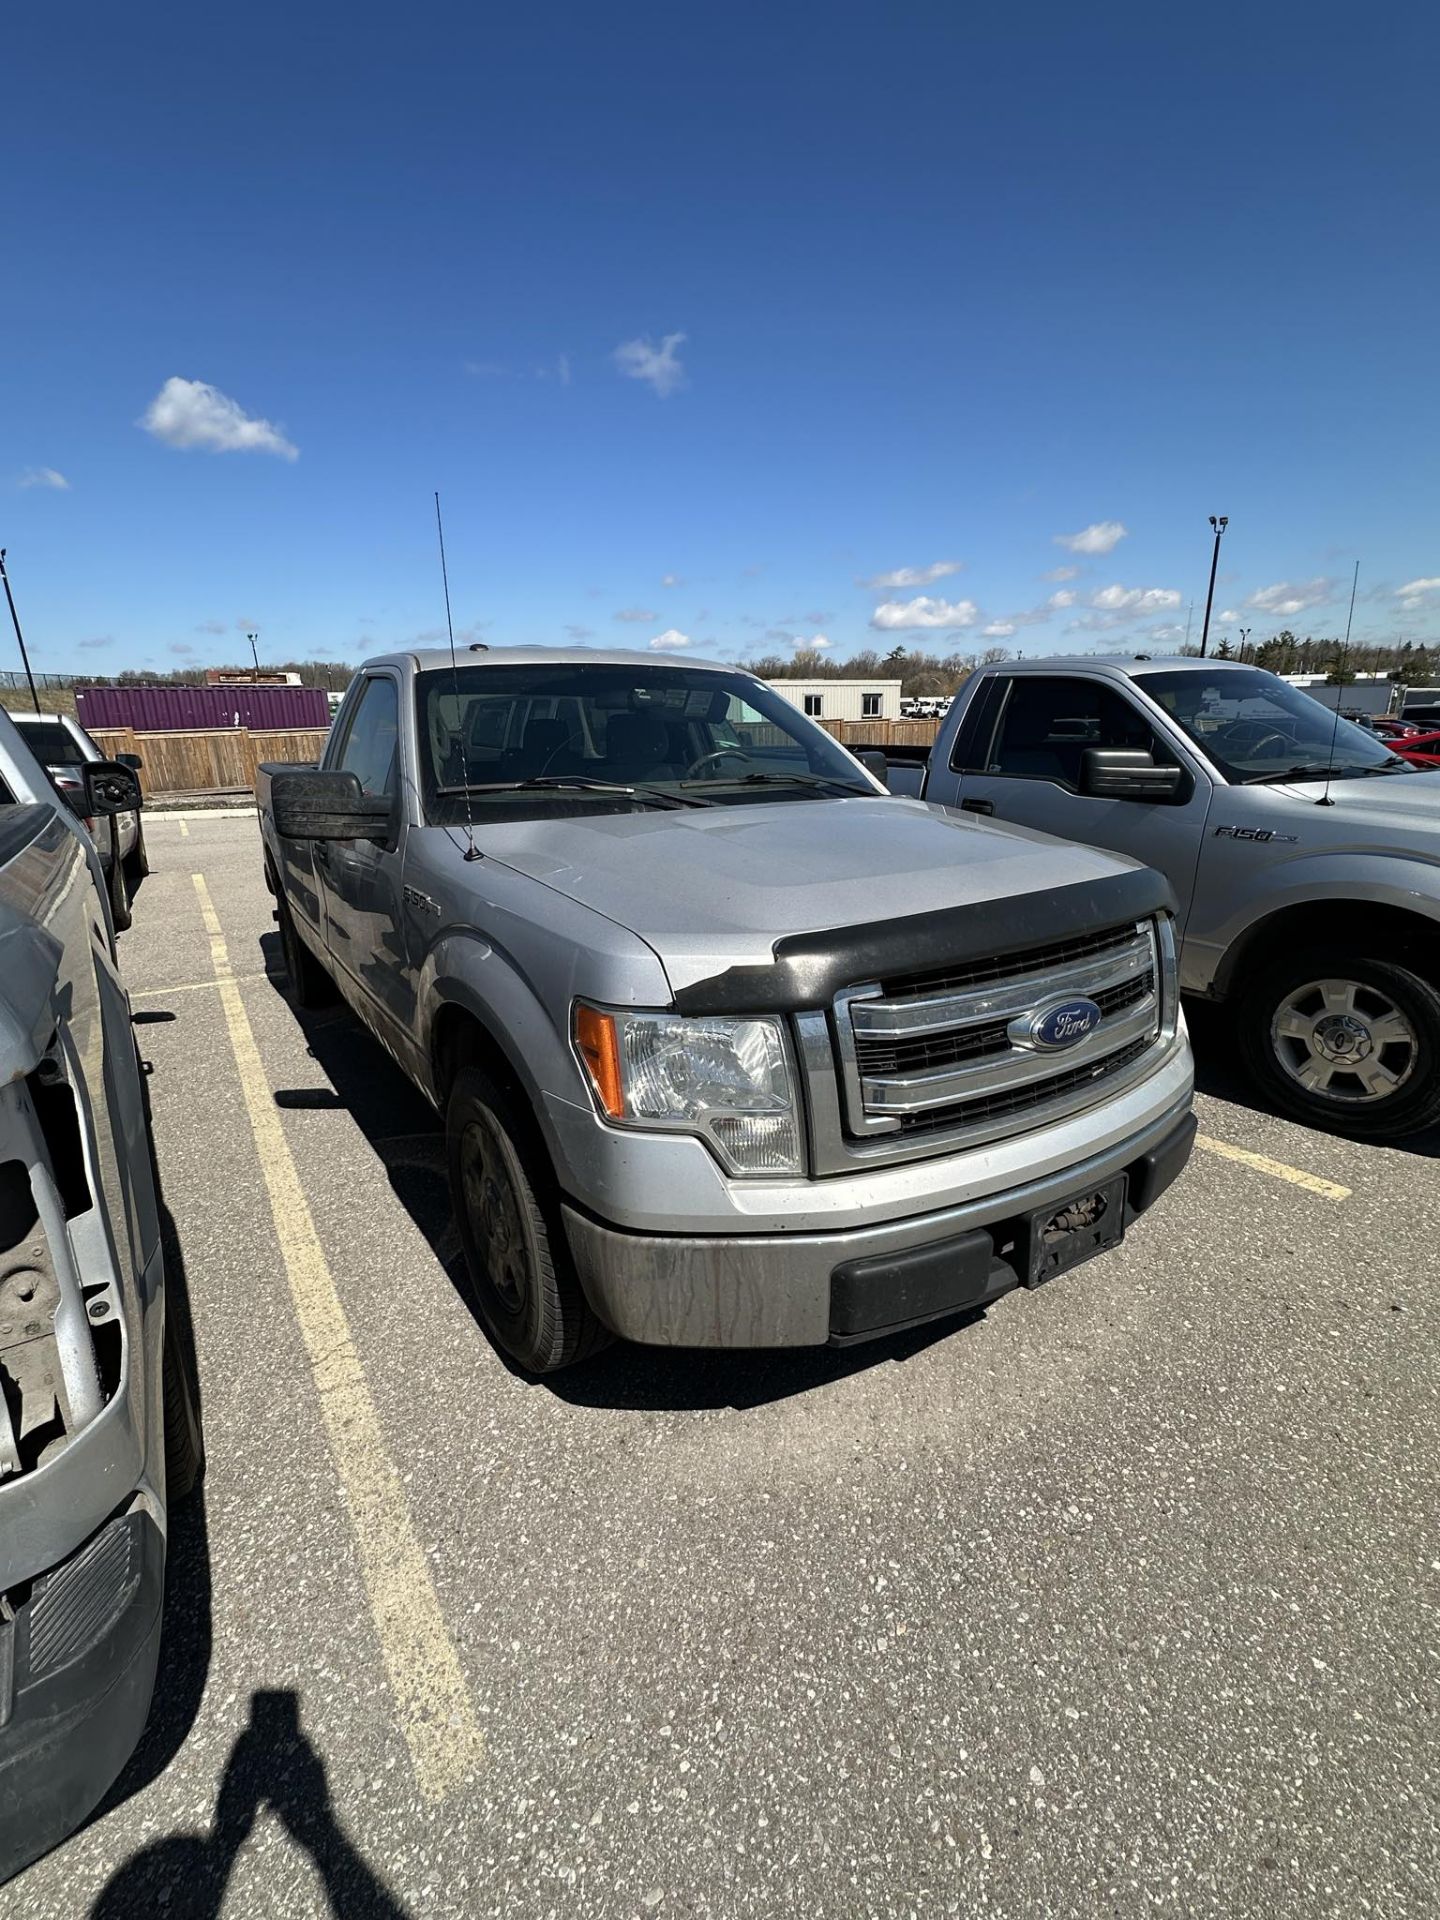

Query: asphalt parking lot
[12,809,1438,1919]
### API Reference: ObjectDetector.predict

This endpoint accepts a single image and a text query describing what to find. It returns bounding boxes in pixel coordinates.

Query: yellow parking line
[178,818,189,837]
[1194,1133,1351,1202]
[131,971,272,998]
[191,873,483,1799]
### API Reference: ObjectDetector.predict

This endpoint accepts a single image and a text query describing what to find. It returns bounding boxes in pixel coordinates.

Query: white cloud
[1216,608,1240,622]
[613,607,658,623]
[649,628,692,651]
[556,352,571,387]
[139,377,298,460]
[1245,578,1333,617]
[613,332,687,398]
[981,621,1017,639]
[661,573,683,588]
[790,632,832,650]
[1041,564,1079,582]
[1091,583,1182,615]
[1055,520,1128,556]
[1047,589,1077,610]
[861,560,962,590]
[870,595,979,631]
[1396,577,1440,613]
[19,466,69,490]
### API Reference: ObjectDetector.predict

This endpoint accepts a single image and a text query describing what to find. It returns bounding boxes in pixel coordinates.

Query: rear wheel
[276,892,335,1008]
[124,818,149,884]
[1240,948,1440,1139]
[446,1064,607,1373]
[107,832,132,933]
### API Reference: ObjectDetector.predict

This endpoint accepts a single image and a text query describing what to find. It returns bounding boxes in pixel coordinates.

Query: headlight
[574,1005,803,1176]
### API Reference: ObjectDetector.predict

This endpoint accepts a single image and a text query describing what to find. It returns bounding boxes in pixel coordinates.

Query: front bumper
[565,1097,1196,1348]
[0,1503,164,1885]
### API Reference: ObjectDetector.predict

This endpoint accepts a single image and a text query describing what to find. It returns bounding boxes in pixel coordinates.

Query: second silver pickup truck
[918,656,1440,1138]
[257,647,1194,1372]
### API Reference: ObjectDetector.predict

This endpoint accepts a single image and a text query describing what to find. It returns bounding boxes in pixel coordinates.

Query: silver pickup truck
[918,656,1440,1138]
[257,647,1194,1373]
[0,713,202,1883]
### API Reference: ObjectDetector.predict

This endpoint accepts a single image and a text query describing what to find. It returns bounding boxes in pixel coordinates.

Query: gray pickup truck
[0,713,202,1883]
[257,647,1194,1373]
[916,656,1440,1138]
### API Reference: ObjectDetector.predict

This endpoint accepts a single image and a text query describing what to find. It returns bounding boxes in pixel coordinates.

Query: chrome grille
[825,917,1172,1162]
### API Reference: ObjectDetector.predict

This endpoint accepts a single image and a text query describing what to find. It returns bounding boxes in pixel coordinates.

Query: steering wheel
[684,747,753,780]
[1214,719,1292,759]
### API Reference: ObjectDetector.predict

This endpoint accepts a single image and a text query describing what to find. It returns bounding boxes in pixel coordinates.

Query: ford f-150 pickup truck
[0,712,203,1884]
[256,647,1195,1373]
[917,656,1440,1138]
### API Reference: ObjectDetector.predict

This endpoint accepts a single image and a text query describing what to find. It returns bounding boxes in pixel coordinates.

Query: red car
[1387,729,1440,766]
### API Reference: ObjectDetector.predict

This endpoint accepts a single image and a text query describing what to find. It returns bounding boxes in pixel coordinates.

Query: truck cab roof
[368,645,730,677]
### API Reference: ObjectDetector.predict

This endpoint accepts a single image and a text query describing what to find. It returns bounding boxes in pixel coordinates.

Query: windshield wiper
[1241,762,1408,785]
[438,776,711,810]
[679,772,872,798]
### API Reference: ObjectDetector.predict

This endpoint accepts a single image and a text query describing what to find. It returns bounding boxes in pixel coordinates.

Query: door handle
[960,798,995,817]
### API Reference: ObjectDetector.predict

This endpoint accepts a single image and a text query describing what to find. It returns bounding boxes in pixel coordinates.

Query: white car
[5,710,148,929]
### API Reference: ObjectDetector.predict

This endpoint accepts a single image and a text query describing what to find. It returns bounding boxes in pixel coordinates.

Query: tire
[124,817,149,884]
[107,833,133,933]
[1240,947,1440,1139]
[446,1064,608,1373]
[161,1294,205,1501]
[277,893,336,1009]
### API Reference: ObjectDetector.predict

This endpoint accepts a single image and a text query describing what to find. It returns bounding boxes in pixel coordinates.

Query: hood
[1263,769,1440,854]
[478,794,1145,993]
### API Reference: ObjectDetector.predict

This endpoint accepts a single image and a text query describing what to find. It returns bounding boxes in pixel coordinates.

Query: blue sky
[5,2,1438,676]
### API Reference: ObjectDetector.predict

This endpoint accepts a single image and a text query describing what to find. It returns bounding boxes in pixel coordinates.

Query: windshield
[415,663,874,823]
[1134,668,1409,783]
[13,718,86,767]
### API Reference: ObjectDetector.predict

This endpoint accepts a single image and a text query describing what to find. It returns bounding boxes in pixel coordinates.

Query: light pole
[1199,515,1228,658]
[246,631,260,682]
[1238,625,1252,661]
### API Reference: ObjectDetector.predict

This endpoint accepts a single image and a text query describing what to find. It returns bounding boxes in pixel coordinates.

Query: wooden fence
[820,718,940,749]
[88,726,328,798]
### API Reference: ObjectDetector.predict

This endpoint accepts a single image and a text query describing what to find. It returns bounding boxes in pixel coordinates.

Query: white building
[764,679,903,723]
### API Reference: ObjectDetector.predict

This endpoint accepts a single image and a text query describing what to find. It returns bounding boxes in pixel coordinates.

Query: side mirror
[117,751,144,771]
[854,748,889,783]
[271,768,392,840]
[1079,748,1186,802]
[83,760,144,816]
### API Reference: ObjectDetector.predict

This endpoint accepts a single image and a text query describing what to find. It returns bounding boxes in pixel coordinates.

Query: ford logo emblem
[1021,996,1103,1052]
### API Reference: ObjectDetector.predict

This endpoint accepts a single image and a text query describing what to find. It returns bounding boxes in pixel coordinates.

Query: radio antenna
[1319,560,1359,808]
[435,490,480,860]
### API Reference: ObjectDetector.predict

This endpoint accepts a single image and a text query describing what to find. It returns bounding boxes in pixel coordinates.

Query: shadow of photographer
[90,1689,409,1920]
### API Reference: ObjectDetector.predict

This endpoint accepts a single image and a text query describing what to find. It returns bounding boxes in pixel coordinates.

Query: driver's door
[951,673,1214,922]
[315,670,417,1047]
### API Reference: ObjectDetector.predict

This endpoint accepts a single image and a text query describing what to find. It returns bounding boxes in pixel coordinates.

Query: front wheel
[107,834,133,933]
[446,1065,607,1373]
[1240,949,1440,1139]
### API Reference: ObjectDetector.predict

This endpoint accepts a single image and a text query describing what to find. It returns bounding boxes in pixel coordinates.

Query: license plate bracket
[1024,1174,1127,1288]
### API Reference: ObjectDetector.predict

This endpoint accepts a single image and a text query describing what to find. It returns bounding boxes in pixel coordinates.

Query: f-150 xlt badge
[1213,825,1299,844]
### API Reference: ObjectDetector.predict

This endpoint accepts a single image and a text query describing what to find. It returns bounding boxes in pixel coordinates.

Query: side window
[988,678,1167,790]
[334,676,400,799]
[948,676,1008,772]
[861,691,882,718]
[803,693,823,717]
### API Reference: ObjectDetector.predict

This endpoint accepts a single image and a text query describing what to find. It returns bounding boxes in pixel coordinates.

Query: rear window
[15,720,85,766]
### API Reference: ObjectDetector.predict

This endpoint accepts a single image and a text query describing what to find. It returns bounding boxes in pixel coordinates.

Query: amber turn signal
[575,1005,624,1117]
